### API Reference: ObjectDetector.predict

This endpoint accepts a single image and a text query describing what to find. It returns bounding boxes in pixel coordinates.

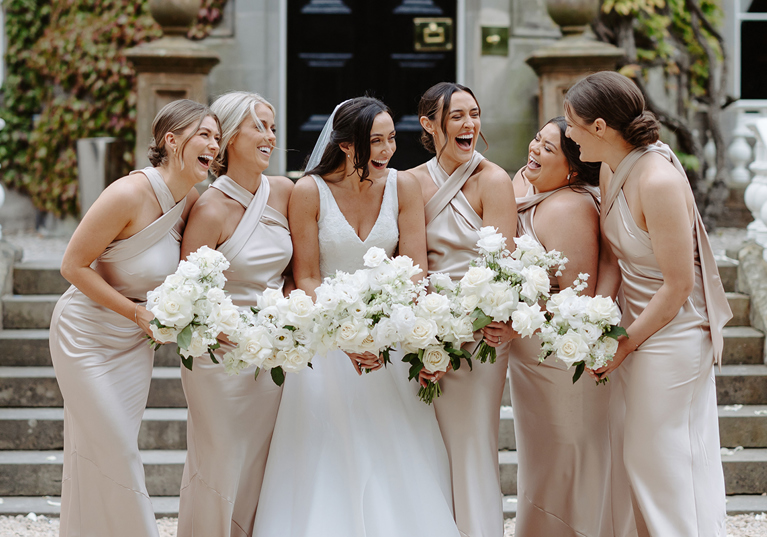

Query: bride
[252,97,460,537]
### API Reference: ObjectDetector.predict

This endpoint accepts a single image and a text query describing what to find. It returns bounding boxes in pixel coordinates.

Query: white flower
[149,323,180,344]
[177,260,202,280]
[578,322,603,345]
[390,304,417,335]
[513,234,542,254]
[281,346,313,373]
[511,302,546,338]
[519,265,551,302]
[417,293,451,318]
[498,256,524,274]
[450,316,476,345]
[404,317,439,349]
[586,295,621,326]
[336,319,371,351]
[238,325,275,367]
[554,330,590,368]
[460,293,480,314]
[477,226,499,238]
[363,247,388,268]
[258,288,284,310]
[429,272,456,292]
[484,282,519,321]
[372,318,400,349]
[389,255,422,280]
[180,325,215,358]
[422,345,451,373]
[151,290,194,326]
[476,231,506,255]
[271,327,295,350]
[460,266,495,294]
[207,300,241,336]
[284,290,316,328]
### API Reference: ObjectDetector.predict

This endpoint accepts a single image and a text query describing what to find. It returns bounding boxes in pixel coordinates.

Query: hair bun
[147,138,166,167]
[623,110,660,147]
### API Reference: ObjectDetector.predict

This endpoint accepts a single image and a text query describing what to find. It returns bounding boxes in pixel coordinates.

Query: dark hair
[148,99,219,167]
[564,71,660,148]
[305,97,393,183]
[417,82,488,157]
[543,116,600,188]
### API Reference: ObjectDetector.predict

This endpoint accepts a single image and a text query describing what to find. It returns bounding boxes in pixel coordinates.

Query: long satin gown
[507,185,613,537]
[177,175,291,537]
[49,167,186,537]
[427,151,507,537]
[603,143,732,537]
[252,169,460,537]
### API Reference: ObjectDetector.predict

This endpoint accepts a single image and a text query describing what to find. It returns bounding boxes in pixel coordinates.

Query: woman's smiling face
[428,91,481,172]
[524,122,571,192]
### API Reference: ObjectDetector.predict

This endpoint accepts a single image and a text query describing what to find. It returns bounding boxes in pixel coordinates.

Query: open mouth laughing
[456,133,473,151]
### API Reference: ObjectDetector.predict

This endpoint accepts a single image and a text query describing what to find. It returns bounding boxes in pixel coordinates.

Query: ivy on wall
[0,0,228,217]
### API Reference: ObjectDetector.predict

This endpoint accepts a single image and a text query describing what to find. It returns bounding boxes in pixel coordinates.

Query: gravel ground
[0,515,765,536]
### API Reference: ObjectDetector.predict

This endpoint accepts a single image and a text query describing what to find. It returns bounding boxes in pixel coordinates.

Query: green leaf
[572,361,586,384]
[605,325,629,339]
[207,348,219,364]
[177,347,193,372]
[254,367,260,381]
[470,308,493,331]
[177,324,193,350]
[271,366,285,386]
[408,361,424,381]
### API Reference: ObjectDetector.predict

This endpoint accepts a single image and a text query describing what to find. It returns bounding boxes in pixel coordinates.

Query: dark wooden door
[287,0,457,173]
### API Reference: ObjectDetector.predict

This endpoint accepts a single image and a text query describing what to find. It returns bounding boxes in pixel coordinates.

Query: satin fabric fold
[178,175,291,537]
[426,153,506,537]
[508,184,613,537]
[602,145,729,537]
[50,167,186,537]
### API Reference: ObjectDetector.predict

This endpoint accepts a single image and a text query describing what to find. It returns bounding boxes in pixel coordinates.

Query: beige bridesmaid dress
[427,151,508,537]
[508,185,613,537]
[177,175,291,537]
[603,143,732,537]
[49,167,186,537]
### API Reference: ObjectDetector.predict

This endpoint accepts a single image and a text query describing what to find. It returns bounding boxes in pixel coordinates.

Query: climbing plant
[0,0,228,217]
[595,0,730,227]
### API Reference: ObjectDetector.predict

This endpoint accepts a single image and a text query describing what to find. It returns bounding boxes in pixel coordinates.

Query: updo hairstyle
[544,116,600,188]
[305,97,393,183]
[147,99,219,167]
[210,92,276,176]
[564,71,660,148]
[417,82,487,156]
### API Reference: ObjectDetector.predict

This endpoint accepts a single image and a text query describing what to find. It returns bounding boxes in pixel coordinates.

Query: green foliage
[0,0,227,217]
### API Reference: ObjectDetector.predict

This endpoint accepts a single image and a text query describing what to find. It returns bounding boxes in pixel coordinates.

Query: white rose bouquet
[538,274,627,384]
[313,247,422,370]
[222,288,318,386]
[457,227,567,364]
[146,246,239,371]
[399,274,476,404]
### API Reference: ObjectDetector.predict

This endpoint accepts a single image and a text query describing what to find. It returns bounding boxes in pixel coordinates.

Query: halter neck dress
[426,151,508,537]
[49,167,186,537]
[253,169,459,537]
[507,184,614,537]
[177,175,292,537]
[602,143,731,537]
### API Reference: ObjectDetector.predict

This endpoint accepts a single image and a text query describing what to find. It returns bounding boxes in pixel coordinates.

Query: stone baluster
[729,105,757,186]
[746,118,767,258]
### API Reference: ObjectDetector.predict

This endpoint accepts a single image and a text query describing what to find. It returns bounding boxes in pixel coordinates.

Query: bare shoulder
[97,173,152,212]
[403,162,431,184]
[291,175,321,206]
[635,152,687,190]
[476,159,512,184]
[187,187,228,226]
[396,170,421,191]
[267,174,295,194]
[541,188,598,217]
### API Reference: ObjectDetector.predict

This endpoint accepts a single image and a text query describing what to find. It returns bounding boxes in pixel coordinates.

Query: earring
[567,172,572,182]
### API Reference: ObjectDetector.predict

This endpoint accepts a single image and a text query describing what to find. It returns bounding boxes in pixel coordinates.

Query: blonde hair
[210,92,276,176]
[147,99,218,167]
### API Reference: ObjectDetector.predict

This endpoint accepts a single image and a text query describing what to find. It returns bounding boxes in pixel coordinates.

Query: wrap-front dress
[50,167,186,537]
[507,184,613,537]
[427,151,507,537]
[177,175,291,536]
[603,143,731,537]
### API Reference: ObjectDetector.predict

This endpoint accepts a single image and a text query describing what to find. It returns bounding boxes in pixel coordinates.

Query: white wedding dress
[252,169,460,537]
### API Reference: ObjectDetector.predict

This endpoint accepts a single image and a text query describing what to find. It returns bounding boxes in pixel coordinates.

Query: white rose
[207,301,241,336]
[368,264,396,291]
[558,295,590,330]
[476,232,506,255]
[422,345,451,373]
[372,318,399,350]
[511,302,546,338]
[598,336,619,357]
[239,325,274,367]
[257,305,280,325]
[477,226,499,238]
[429,273,456,292]
[405,317,439,349]
[513,234,541,254]
[284,290,316,328]
[578,322,603,345]
[258,288,284,310]
[519,265,551,302]
[205,287,226,304]
[586,295,621,326]
[554,330,590,368]
[336,319,370,351]
[389,255,422,280]
[179,326,214,358]
[149,323,180,343]
[177,260,202,281]
[262,349,283,370]
[363,246,388,268]
[281,346,312,373]
[546,287,578,315]
[314,284,339,311]
[450,316,476,344]
[390,304,417,335]
[498,256,524,274]
[460,266,495,294]
[272,327,295,350]
[418,292,451,318]
[151,290,194,327]
[484,282,519,321]
[460,293,480,314]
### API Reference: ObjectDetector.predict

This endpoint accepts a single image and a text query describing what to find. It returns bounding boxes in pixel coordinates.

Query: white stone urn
[149,0,200,36]
[545,0,600,36]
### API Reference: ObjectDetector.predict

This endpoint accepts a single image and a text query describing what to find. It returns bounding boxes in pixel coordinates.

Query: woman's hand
[347,352,384,375]
[418,364,451,387]
[135,305,155,339]
[481,321,518,348]
[589,336,635,380]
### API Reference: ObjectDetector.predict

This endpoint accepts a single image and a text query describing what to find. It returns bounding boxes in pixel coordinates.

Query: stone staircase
[0,258,765,518]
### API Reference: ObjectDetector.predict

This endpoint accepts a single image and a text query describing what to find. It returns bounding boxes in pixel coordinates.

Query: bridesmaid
[564,71,731,537]
[403,82,516,537]
[50,99,219,537]
[177,92,293,536]
[508,117,613,536]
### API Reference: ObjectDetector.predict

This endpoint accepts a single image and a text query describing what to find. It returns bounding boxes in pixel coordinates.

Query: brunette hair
[305,97,393,183]
[417,82,488,157]
[148,99,219,167]
[564,71,660,148]
[210,92,276,176]
[544,116,600,188]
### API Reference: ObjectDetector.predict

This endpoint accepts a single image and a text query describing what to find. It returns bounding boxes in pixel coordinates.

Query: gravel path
[0,515,765,536]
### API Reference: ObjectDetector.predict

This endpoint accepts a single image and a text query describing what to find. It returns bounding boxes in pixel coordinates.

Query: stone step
[0,450,185,496]
[2,295,58,329]
[0,496,180,518]
[723,326,765,366]
[726,292,751,327]
[0,407,187,450]
[717,365,767,405]
[717,260,738,294]
[0,367,186,408]
[500,405,767,451]
[13,262,70,295]
[0,330,181,367]
[500,448,767,496]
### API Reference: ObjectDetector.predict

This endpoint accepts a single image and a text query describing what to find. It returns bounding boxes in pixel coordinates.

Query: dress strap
[210,174,254,209]
[600,146,650,227]
[424,151,484,228]
[215,175,272,262]
[131,167,177,214]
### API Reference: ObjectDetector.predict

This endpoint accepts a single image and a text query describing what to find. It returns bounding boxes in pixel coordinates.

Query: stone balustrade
[745,116,767,259]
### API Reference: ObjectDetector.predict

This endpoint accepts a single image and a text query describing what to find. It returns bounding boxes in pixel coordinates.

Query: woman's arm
[288,177,322,300]
[594,163,695,377]
[180,190,228,260]
[396,172,428,282]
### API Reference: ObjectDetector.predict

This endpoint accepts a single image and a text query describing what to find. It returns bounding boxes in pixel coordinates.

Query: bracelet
[134,303,139,325]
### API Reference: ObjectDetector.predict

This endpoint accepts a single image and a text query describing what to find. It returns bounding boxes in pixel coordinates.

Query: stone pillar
[125,0,219,168]
[525,0,623,125]
[746,118,767,256]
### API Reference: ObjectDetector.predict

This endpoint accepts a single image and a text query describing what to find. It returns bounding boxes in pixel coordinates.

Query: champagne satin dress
[508,185,613,537]
[177,175,291,537]
[603,143,731,537]
[49,167,186,537]
[427,151,507,537]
